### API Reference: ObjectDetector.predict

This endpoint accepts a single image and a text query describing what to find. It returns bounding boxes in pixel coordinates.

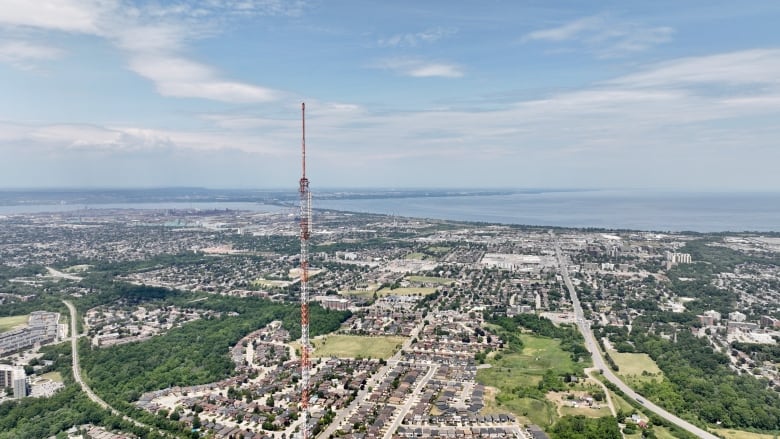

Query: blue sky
[1,0,779,190]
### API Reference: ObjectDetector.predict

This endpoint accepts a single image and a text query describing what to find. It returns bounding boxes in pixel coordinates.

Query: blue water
[0,202,284,215]
[1,191,777,232]
[315,190,780,233]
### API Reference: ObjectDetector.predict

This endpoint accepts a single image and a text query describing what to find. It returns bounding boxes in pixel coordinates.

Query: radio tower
[298,102,312,439]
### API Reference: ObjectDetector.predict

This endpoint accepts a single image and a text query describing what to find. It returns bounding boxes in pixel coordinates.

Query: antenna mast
[298,102,311,439]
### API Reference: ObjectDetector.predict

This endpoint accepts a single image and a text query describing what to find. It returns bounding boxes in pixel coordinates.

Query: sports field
[309,335,406,359]
[0,315,28,333]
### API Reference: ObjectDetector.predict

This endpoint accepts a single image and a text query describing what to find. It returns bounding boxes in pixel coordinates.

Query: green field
[624,426,677,439]
[339,290,376,300]
[559,404,610,418]
[483,395,557,427]
[714,429,779,439]
[609,350,664,384]
[426,246,451,255]
[406,276,454,285]
[309,335,406,359]
[0,315,28,333]
[606,388,635,414]
[376,287,437,296]
[40,371,63,383]
[252,278,291,287]
[404,252,427,260]
[477,334,582,427]
[478,335,579,387]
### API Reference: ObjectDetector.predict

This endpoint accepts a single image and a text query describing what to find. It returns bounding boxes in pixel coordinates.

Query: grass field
[548,390,612,419]
[478,335,579,388]
[482,393,557,427]
[406,276,454,285]
[339,290,376,300]
[477,334,583,427]
[252,278,292,287]
[404,252,427,260]
[609,350,664,384]
[40,371,63,383]
[425,246,451,255]
[0,315,28,333]
[309,335,406,359]
[714,429,779,439]
[624,426,677,439]
[606,388,636,414]
[559,404,610,417]
[376,287,437,296]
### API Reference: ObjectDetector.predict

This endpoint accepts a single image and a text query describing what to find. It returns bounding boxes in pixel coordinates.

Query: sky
[1,0,780,190]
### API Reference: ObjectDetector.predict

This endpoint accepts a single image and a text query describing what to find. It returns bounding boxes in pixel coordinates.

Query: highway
[552,237,719,439]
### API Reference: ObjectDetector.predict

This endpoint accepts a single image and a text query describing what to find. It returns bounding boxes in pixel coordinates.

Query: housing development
[1,203,779,439]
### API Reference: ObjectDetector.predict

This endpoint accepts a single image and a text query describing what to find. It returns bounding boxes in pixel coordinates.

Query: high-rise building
[0,365,27,398]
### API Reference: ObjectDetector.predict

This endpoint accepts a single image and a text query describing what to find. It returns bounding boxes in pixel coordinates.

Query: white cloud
[128,55,279,103]
[0,0,103,33]
[0,0,285,103]
[372,57,464,78]
[609,49,780,88]
[378,27,456,47]
[523,16,601,42]
[523,15,674,57]
[0,40,63,69]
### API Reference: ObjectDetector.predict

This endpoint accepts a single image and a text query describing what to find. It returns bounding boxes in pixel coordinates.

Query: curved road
[552,238,719,439]
[63,300,159,433]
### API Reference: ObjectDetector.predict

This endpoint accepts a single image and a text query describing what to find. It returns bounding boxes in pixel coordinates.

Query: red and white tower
[298,102,312,439]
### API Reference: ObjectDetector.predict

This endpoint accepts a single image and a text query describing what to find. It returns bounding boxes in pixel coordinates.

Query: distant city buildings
[315,295,351,311]
[666,252,692,269]
[698,310,721,326]
[728,311,747,322]
[761,315,780,328]
[0,311,61,356]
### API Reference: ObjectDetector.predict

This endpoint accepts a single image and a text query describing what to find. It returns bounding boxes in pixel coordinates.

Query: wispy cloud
[127,55,280,103]
[378,26,456,47]
[0,0,288,103]
[0,0,103,33]
[372,57,464,78]
[523,15,674,58]
[608,49,780,88]
[523,16,601,42]
[0,40,63,70]
[141,0,309,19]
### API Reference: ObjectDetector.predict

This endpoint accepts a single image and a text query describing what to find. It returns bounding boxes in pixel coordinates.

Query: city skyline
[1,1,780,190]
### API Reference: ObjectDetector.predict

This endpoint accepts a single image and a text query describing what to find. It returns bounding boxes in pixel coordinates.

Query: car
[636,398,644,404]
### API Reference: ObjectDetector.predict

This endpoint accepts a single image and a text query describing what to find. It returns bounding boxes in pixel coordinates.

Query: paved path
[63,300,163,435]
[551,236,719,439]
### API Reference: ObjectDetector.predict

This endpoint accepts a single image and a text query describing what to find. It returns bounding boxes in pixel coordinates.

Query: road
[551,237,719,439]
[63,300,160,434]
[381,363,437,439]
